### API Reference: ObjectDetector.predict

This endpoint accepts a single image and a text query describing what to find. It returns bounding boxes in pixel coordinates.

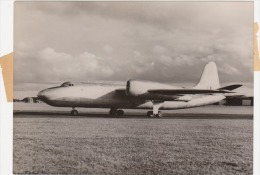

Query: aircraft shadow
[13,111,253,120]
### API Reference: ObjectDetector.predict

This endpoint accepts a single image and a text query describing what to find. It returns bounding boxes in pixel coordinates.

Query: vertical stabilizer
[194,62,220,90]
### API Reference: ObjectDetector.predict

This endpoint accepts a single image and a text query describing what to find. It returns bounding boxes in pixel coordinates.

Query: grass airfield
[14,103,253,174]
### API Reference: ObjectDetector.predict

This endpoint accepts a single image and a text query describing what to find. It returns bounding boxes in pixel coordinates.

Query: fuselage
[37,82,225,110]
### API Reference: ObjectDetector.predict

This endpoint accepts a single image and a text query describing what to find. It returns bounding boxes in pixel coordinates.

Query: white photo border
[0,1,258,174]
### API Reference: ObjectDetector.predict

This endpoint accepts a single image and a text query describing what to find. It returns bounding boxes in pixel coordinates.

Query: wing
[148,89,234,95]
[115,88,126,94]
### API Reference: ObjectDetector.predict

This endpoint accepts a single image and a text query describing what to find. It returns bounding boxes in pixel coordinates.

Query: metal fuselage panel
[39,85,133,108]
[38,84,226,110]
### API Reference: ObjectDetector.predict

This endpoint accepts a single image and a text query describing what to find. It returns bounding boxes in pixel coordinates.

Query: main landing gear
[109,108,124,116]
[70,108,79,116]
[147,111,163,118]
[147,101,164,118]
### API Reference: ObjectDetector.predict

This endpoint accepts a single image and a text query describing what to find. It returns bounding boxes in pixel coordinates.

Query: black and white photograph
[14,1,253,174]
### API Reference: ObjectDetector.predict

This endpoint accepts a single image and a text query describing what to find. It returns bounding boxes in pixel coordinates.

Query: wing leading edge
[148,89,234,95]
[148,84,242,96]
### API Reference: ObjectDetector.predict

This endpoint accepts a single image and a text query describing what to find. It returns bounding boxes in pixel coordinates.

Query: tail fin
[194,62,220,90]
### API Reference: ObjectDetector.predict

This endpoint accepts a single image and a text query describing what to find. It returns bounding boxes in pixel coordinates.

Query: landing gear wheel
[117,110,124,116]
[147,111,154,117]
[156,111,163,118]
[109,108,118,115]
[71,109,79,116]
[109,108,125,116]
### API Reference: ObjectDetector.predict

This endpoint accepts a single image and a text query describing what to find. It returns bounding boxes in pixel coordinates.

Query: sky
[14,1,253,91]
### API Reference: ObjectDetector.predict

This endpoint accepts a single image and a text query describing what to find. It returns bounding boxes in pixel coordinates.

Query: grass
[13,114,253,175]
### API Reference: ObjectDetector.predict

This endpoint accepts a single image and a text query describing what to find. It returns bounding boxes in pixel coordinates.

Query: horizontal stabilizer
[218,84,242,91]
[148,89,234,95]
[225,95,246,99]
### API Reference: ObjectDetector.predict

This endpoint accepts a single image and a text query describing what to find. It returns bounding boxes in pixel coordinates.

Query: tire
[147,111,153,117]
[71,110,79,116]
[117,110,124,116]
[156,111,163,118]
[109,109,117,115]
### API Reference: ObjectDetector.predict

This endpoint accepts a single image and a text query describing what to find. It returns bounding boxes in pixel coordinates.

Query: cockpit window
[61,81,74,87]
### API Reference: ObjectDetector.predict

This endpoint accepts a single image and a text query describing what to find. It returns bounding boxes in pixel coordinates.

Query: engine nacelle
[126,80,179,100]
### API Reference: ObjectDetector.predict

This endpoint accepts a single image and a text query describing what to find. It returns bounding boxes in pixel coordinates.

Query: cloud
[14,48,117,83]
[154,45,167,54]
[103,45,114,54]
[14,1,253,86]
[173,55,194,66]
[218,64,240,75]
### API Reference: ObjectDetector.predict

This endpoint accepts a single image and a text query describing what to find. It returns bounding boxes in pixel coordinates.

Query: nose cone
[37,87,64,106]
[37,88,59,103]
[37,89,51,103]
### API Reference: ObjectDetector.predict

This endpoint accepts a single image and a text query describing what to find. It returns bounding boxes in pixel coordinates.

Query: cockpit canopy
[61,81,75,87]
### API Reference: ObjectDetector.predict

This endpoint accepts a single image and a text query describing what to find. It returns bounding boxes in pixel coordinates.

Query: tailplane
[194,62,220,90]
[218,84,242,91]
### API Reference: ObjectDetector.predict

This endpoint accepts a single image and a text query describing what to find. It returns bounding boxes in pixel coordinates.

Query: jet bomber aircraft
[37,62,241,117]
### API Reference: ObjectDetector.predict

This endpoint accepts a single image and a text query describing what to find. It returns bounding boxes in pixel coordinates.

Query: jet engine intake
[126,80,179,101]
[126,80,153,96]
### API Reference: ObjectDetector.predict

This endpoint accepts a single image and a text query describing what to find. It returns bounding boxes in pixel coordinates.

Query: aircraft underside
[43,94,226,117]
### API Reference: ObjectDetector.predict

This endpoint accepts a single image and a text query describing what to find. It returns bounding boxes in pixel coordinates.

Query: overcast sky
[14,2,253,88]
